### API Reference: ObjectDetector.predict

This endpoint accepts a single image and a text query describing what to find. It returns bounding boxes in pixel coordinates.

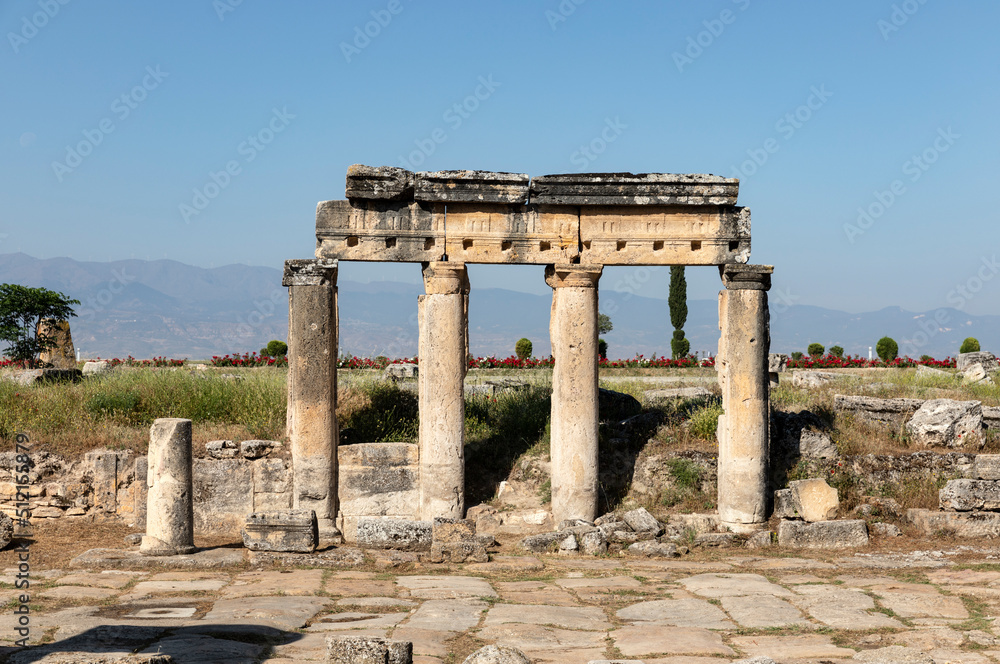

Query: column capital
[721,264,772,291]
[545,264,603,289]
[422,261,468,295]
[283,259,338,287]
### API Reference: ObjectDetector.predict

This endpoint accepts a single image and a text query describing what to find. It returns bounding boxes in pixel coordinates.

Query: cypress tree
[669,266,689,359]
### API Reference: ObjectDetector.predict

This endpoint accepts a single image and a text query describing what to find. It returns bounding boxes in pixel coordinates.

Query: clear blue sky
[3,1,998,316]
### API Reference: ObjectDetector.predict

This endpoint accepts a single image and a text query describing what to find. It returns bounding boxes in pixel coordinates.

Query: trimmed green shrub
[807,343,825,357]
[598,338,608,360]
[261,340,288,357]
[790,351,804,361]
[960,337,981,354]
[920,354,933,362]
[671,329,690,359]
[669,266,688,359]
[876,336,898,362]
[829,346,844,358]
[515,338,532,360]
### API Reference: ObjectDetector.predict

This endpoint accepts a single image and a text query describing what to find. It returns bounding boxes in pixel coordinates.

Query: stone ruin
[280,165,775,538]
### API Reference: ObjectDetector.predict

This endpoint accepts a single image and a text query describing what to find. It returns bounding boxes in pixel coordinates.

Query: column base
[317,518,344,547]
[721,521,767,535]
[139,535,197,557]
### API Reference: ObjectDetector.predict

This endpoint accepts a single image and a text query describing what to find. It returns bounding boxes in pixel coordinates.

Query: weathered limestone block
[579,529,608,555]
[240,439,275,459]
[432,517,477,543]
[346,164,414,200]
[716,264,772,532]
[446,203,580,265]
[940,479,1000,511]
[854,646,933,664]
[462,645,531,664]
[791,371,841,388]
[834,395,924,423]
[356,518,432,551]
[205,440,237,459]
[769,354,788,373]
[384,363,417,380]
[530,172,739,206]
[520,531,565,553]
[326,634,412,664]
[622,507,662,535]
[316,198,446,263]
[777,519,869,548]
[957,352,999,372]
[773,489,798,520]
[906,399,984,448]
[0,512,13,550]
[908,508,1000,538]
[985,406,1000,430]
[82,360,114,376]
[140,418,195,556]
[338,443,419,541]
[789,478,839,522]
[626,540,679,558]
[193,458,252,536]
[37,318,75,369]
[86,450,130,513]
[2,368,80,385]
[416,169,530,204]
[284,258,340,542]
[975,455,1000,480]
[242,509,317,553]
[548,264,602,523]
[644,387,713,400]
[418,263,468,520]
[428,540,488,564]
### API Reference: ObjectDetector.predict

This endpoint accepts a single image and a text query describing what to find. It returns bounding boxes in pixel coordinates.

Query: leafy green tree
[515,338,532,360]
[598,338,608,360]
[807,343,825,357]
[960,337,981,354]
[260,340,288,357]
[0,284,79,368]
[598,313,613,335]
[669,266,689,359]
[876,336,898,362]
[829,345,844,358]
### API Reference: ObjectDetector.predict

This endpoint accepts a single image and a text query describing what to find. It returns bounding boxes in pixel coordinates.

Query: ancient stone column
[716,264,773,533]
[140,418,195,556]
[283,258,341,543]
[418,262,469,520]
[546,264,603,524]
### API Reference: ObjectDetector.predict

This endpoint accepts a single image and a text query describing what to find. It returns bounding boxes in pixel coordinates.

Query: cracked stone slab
[679,573,794,598]
[476,623,606,653]
[485,604,610,631]
[221,569,325,598]
[720,594,812,629]
[70,547,243,570]
[868,583,969,619]
[201,596,331,631]
[615,598,734,629]
[730,634,856,660]
[396,575,497,599]
[610,625,735,658]
[405,599,487,632]
[791,585,905,629]
[306,611,409,631]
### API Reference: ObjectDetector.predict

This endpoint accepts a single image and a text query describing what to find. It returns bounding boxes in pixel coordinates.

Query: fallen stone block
[326,634,412,664]
[356,518,432,551]
[916,364,951,377]
[964,364,994,385]
[623,507,662,535]
[82,360,115,376]
[463,645,531,664]
[520,531,565,553]
[940,479,1000,511]
[791,371,841,388]
[958,352,999,372]
[870,522,903,537]
[205,440,237,459]
[834,395,925,423]
[644,387,713,400]
[984,406,1000,430]
[695,532,738,547]
[240,439,276,459]
[975,454,1000,479]
[777,519,869,548]
[908,508,1000,538]
[906,399,984,448]
[242,509,317,553]
[427,540,488,563]
[384,363,418,380]
[745,530,774,548]
[432,517,476,543]
[3,368,81,385]
[579,529,608,555]
[789,478,839,522]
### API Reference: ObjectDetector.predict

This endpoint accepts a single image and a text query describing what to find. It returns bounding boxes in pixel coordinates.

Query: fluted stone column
[546,264,603,524]
[717,264,773,532]
[141,418,195,556]
[418,261,470,520]
[283,258,341,543]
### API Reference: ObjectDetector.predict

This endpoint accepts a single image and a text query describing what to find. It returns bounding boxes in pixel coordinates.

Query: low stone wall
[338,442,420,542]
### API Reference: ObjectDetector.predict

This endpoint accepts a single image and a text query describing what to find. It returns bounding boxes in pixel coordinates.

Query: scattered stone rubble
[908,454,1000,538]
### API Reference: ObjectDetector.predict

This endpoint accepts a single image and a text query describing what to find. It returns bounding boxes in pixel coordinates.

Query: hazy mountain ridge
[0,253,994,360]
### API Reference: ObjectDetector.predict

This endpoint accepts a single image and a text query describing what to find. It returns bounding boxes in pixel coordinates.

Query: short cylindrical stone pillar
[546,264,602,524]
[716,264,773,532]
[140,418,195,556]
[418,262,469,520]
[283,258,341,543]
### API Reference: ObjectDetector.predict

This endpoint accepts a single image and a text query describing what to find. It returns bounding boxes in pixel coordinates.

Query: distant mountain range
[0,253,995,360]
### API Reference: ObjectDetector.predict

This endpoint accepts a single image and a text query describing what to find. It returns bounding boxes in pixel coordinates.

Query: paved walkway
[3,548,1000,663]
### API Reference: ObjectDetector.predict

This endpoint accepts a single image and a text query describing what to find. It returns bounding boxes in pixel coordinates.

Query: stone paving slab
[680,573,795,598]
[53,571,143,588]
[70,547,243,569]
[719,594,812,629]
[485,603,610,630]
[729,634,856,660]
[397,575,497,599]
[201,596,330,630]
[306,611,409,631]
[611,625,734,657]
[616,598,735,629]
[790,585,906,629]
[222,569,325,597]
[36,585,120,601]
[405,598,487,631]
[496,580,580,606]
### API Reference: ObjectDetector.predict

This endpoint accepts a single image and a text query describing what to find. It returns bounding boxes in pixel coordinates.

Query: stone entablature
[316,165,751,266]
